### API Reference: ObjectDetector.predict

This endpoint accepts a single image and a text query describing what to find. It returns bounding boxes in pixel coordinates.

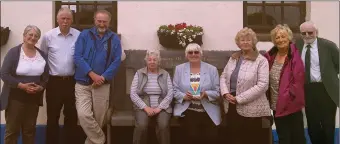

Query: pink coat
[264,43,305,117]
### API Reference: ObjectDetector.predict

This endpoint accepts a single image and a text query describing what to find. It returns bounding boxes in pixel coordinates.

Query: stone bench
[105,49,265,143]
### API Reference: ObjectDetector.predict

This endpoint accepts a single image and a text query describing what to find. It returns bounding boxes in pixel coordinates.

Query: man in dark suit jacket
[295,21,339,144]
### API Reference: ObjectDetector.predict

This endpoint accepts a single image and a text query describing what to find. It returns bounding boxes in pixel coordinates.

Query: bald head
[300,21,318,44]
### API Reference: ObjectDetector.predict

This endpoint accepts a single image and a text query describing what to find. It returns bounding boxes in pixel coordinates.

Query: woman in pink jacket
[220,27,272,144]
[264,24,306,144]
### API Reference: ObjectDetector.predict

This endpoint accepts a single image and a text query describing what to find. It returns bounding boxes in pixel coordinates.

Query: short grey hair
[94,9,112,20]
[270,24,293,44]
[185,43,203,57]
[144,49,161,65]
[23,25,41,38]
[57,7,73,19]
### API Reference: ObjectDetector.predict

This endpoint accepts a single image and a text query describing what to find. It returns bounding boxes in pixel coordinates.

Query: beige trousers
[75,83,110,144]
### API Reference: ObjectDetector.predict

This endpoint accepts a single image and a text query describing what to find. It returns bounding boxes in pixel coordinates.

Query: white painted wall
[118,1,243,51]
[0,1,339,129]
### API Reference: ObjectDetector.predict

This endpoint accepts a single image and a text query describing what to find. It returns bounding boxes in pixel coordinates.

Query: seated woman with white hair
[173,43,221,144]
[129,49,174,144]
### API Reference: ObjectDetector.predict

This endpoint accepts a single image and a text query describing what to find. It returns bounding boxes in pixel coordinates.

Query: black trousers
[224,104,272,144]
[273,110,306,144]
[305,82,337,144]
[223,91,271,144]
[45,76,77,144]
[179,110,219,144]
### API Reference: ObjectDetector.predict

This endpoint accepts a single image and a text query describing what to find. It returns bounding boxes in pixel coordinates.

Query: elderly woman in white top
[0,25,49,144]
[173,43,221,144]
[130,49,174,144]
[220,27,271,144]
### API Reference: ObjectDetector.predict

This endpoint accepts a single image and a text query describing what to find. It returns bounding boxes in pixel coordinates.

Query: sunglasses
[301,32,314,36]
[188,51,200,55]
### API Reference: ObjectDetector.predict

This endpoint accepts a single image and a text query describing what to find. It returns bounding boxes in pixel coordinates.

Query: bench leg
[107,124,111,144]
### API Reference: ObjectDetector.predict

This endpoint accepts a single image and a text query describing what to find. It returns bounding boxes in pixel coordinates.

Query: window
[55,1,117,32]
[244,1,306,40]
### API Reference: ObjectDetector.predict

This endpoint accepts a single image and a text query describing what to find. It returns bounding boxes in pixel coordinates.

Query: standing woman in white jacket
[220,27,272,144]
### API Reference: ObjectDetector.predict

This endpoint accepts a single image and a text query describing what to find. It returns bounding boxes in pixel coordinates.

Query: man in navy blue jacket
[74,9,122,144]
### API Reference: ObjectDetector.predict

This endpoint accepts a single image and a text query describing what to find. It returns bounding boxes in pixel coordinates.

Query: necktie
[305,44,311,83]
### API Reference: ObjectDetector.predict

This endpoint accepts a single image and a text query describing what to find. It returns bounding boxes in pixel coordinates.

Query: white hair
[185,43,203,57]
[144,49,161,65]
[300,21,319,34]
[57,7,73,19]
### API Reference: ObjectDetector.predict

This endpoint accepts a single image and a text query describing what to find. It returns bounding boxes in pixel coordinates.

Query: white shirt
[40,27,80,76]
[301,39,322,82]
[16,47,46,76]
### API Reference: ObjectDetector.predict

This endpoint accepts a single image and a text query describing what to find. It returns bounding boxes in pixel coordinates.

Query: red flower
[174,22,187,31]
[182,23,187,28]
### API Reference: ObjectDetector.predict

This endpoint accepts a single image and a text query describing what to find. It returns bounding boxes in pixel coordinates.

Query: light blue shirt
[301,39,322,82]
[40,27,80,76]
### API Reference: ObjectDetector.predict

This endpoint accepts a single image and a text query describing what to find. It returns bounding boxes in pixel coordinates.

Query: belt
[50,75,74,80]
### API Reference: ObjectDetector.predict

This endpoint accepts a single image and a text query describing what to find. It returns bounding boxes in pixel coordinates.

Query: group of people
[0,7,338,144]
[134,22,338,144]
[0,8,122,144]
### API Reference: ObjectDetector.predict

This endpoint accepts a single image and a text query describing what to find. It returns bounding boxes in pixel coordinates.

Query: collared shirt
[301,39,322,82]
[40,27,80,76]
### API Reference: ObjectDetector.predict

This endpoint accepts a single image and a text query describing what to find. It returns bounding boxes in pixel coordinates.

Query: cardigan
[0,44,49,110]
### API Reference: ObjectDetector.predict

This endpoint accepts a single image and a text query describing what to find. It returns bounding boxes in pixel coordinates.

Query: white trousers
[75,83,110,144]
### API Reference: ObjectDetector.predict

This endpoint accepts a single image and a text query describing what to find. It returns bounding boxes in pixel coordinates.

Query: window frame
[243,1,306,41]
[54,1,118,32]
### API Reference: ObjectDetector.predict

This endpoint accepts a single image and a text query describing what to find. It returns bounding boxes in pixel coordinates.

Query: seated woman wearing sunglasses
[173,43,221,144]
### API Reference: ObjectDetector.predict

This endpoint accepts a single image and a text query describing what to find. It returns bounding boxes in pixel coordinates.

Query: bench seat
[111,111,134,126]
[111,110,180,126]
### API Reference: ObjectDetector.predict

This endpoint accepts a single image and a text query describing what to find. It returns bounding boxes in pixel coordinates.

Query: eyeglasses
[188,51,200,55]
[301,32,314,36]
